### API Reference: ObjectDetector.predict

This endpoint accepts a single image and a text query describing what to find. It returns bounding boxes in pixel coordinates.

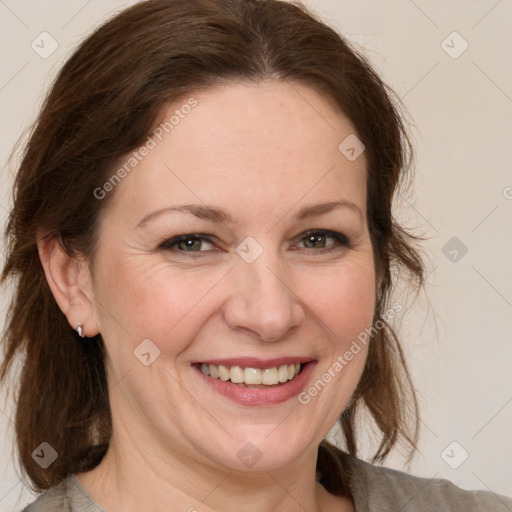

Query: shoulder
[21,478,71,512]
[343,454,512,512]
[21,475,104,512]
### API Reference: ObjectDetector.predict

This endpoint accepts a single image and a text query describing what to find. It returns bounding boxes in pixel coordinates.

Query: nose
[223,252,305,342]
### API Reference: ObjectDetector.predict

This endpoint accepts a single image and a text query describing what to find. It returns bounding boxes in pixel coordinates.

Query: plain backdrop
[1,1,511,510]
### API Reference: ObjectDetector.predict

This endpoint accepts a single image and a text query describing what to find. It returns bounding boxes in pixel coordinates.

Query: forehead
[105,80,367,226]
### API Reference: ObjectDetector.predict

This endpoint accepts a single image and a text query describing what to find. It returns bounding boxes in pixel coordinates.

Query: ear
[37,234,100,338]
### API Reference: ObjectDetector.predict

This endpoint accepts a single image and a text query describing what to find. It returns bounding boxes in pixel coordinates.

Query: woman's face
[87,81,376,471]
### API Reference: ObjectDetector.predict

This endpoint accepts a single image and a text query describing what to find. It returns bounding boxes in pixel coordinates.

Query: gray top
[22,455,512,511]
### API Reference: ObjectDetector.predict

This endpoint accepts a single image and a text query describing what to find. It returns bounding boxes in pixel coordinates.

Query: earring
[76,322,85,338]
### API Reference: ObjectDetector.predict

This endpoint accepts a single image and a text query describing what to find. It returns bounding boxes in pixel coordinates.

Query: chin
[198,428,318,473]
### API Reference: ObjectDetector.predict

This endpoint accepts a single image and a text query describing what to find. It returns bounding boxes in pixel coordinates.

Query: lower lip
[194,362,317,406]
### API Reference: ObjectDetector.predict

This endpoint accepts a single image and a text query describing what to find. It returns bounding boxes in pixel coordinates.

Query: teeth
[218,365,230,381]
[230,366,244,383]
[278,364,288,383]
[244,367,262,385]
[199,362,302,386]
[209,364,220,379]
[262,367,278,385]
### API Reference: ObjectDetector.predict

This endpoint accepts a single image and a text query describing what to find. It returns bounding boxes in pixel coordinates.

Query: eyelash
[158,230,350,257]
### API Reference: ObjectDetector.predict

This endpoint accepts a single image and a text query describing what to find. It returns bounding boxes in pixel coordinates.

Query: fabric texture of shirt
[22,453,512,511]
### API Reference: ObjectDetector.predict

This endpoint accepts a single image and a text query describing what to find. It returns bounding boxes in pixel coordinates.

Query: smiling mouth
[196,363,304,389]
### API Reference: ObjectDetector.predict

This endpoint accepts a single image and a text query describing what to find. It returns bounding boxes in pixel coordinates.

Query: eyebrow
[136,200,363,228]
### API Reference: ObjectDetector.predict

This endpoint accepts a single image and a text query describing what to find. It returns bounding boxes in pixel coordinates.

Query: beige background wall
[1,1,511,510]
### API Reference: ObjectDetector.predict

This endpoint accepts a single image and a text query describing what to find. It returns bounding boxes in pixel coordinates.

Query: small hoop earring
[76,322,85,338]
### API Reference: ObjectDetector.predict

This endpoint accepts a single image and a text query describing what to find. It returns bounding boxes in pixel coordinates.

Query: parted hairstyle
[1,0,424,495]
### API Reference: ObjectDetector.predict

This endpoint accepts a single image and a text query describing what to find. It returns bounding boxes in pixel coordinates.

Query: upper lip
[192,357,315,369]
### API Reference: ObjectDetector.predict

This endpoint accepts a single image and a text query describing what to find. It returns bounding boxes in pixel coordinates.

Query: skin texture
[39,80,376,512]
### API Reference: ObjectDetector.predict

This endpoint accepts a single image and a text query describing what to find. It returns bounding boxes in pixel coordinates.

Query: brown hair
[1,0,424,495]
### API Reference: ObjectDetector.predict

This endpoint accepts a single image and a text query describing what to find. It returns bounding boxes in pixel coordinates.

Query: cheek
[302,258,375,396]
[92,255,227,351]
[93,244,376,373]
[291,260,375,434]
[304,259,376,342]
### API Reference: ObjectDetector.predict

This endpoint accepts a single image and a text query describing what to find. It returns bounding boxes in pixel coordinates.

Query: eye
[159,234,216,254]
[295,230,350,253]
[158,229,350,257]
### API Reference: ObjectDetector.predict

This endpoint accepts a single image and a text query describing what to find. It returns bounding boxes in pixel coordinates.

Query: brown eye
[303,233,328,249]
[159,234,215,253]
[297,230,350,252]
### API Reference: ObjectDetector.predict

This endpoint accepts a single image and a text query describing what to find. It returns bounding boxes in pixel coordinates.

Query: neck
[76,427,352,512]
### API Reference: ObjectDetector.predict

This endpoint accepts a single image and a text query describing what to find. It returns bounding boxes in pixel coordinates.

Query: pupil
[307,234,325,248]
[179,238,200,251]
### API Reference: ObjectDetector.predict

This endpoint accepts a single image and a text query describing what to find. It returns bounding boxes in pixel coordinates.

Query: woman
[1,0,510,510]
